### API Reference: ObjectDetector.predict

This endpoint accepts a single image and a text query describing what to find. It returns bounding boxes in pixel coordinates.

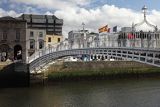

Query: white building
[68,30,89,49]
[99,32,119,47]
[68,30,101,49]
[121,27,132,32]
[56,38,69,51]
[117,6,160,48]
[86,32,99,48]
[26,29,46,56]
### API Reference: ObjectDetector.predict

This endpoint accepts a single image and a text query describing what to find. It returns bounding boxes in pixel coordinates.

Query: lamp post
[82,22,85,32]
[147,31,151,49]
[142,5,147,21]
[82,22,87,48]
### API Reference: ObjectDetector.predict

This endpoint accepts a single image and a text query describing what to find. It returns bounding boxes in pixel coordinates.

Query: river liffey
[1,78,160,107]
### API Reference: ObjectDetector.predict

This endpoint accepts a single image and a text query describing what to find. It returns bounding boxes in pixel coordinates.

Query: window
[156,34,159,39]
[39,32,43,37]
[39,40,44,49]
[30,39,35,49]
[30,31,34,37]
[58,38,60,42]
[3,31,7,40]
[48,37,51,42]
[16,30,20,40]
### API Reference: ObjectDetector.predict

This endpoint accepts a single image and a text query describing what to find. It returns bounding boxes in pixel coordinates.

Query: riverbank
[47,61,160,82]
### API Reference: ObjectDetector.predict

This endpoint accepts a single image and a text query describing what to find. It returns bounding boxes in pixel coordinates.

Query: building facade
[18,14,63,56]
[121,27,132,32]
[46,34,63,48]
[0,14,63,62]
[86,32,99,48]
[116,6,160,48]
[68,30,89,49]
[26,29,46,56]
[0,16,27,62]
[99,32,119,47]
[18,14,63,35]
[118,31,160,48]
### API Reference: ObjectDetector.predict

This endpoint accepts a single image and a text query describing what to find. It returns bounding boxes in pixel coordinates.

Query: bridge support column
[99,55,102,60]
[89,55,92,61]
[103,55,105,60]
[145,53,147,63]
[153,53,155,64]
[108,55,110,61]
[97,55,100,60]
[138,53,141,61]
[120,50,122,60]
[104,55,107,60]
[93,54,96,60]
[96,55,98,60]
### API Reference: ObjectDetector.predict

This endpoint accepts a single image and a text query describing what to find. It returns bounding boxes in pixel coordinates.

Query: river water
[1,78,160,107]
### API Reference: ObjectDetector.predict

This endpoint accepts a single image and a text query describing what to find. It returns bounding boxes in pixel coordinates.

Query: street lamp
[82,22,86,48]
[82,22,85,31]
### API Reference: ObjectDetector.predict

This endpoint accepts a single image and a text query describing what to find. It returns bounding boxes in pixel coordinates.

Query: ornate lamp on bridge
[82,22,87,48]
[82,22,85,32]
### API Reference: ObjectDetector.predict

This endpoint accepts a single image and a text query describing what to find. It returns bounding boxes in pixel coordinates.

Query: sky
[1,0,160,37]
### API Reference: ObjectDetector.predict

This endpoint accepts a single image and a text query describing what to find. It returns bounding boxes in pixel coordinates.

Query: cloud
[9,0,92,10]
[2,0,160,38]
[0,8,20,17]
[53,4,160,37]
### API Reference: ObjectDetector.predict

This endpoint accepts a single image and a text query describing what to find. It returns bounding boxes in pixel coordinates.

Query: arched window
[30,39,35,49]
[39,39,44,49]
[39,32,43,37]
[14,45,22,60]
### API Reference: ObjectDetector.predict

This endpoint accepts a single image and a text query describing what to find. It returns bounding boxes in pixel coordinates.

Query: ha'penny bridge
[27,6,160,73]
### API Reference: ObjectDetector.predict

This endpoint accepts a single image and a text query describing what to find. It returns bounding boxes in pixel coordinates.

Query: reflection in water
[0,78,160,107]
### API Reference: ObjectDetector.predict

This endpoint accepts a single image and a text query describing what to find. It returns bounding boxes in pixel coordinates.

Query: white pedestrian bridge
[28,46,160,72]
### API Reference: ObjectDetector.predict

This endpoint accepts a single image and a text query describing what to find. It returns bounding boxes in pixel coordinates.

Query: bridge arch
[28,48,160,72]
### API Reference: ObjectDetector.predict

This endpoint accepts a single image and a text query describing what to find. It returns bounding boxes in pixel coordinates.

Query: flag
[113,26,117,32]
[99,25,109,33]
[127,33,134,39]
